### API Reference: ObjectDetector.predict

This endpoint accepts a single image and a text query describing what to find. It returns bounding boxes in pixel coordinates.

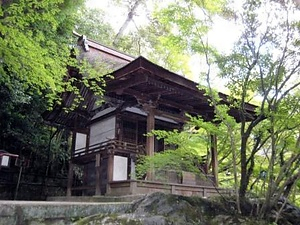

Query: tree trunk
[239,132,249,199]
[229,126,241,214]
[259,117,277,217]
[113,0,143,46]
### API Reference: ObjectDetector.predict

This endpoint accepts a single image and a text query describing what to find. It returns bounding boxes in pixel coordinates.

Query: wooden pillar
[146,107,155,157]
[66,161,74,197]
[146,107,155,180]
[211,134,218,186]
[107,153,114,182]
[95,154,101,195]
[71,131,76,158]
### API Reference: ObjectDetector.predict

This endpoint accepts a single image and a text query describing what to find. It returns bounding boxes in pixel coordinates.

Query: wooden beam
[144,89,174,96]
[122,88,196,113]
[111,62,208,103]
[110,58,144,80]
[147,77,177,93]
[139,57,205,93]
[121,85,212,115]
[158,98,194,112]
[106,73,148,93]
[154,109,187,123]
[147,76,207,103]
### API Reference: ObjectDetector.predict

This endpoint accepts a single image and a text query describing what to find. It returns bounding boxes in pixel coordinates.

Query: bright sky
[85,0,300,98]
[85,0,240,92]
[85,0,148,32]
[85,0,240,53]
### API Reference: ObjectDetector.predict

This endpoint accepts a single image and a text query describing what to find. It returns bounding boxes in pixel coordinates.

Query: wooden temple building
[44,33,256,197]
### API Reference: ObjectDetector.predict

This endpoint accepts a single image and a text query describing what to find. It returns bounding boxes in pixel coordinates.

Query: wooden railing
[72,139,145,159]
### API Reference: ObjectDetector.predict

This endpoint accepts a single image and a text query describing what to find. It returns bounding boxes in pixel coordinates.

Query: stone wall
[0,200,132,225]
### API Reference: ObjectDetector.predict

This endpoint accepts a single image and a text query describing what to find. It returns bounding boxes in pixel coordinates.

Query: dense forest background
[0,0,300,221]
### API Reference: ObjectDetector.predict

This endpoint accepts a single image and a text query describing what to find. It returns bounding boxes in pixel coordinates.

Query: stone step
[47,194,145,203]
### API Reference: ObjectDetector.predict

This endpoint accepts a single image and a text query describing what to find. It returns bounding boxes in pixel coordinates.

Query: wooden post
[146,107,155,157]
[146,106,155,180]
[107,153,114,182]
[67,161,74,197]
[71,131,76,158]
[95,154,101,195]
[86,130,90,152]
[211,134,218,186]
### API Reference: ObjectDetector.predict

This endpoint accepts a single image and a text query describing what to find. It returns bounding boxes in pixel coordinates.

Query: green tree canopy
[0,0,84,105]
[0,0,85,199]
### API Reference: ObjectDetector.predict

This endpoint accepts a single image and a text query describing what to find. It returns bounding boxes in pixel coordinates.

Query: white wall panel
[113,155,128,181]
[75,133,87,150]
[89,116,116,145]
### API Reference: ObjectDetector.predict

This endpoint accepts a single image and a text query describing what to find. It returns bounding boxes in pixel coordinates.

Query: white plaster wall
[113,155,128,181]
[75,133,87,150]
[89,116,116,145]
